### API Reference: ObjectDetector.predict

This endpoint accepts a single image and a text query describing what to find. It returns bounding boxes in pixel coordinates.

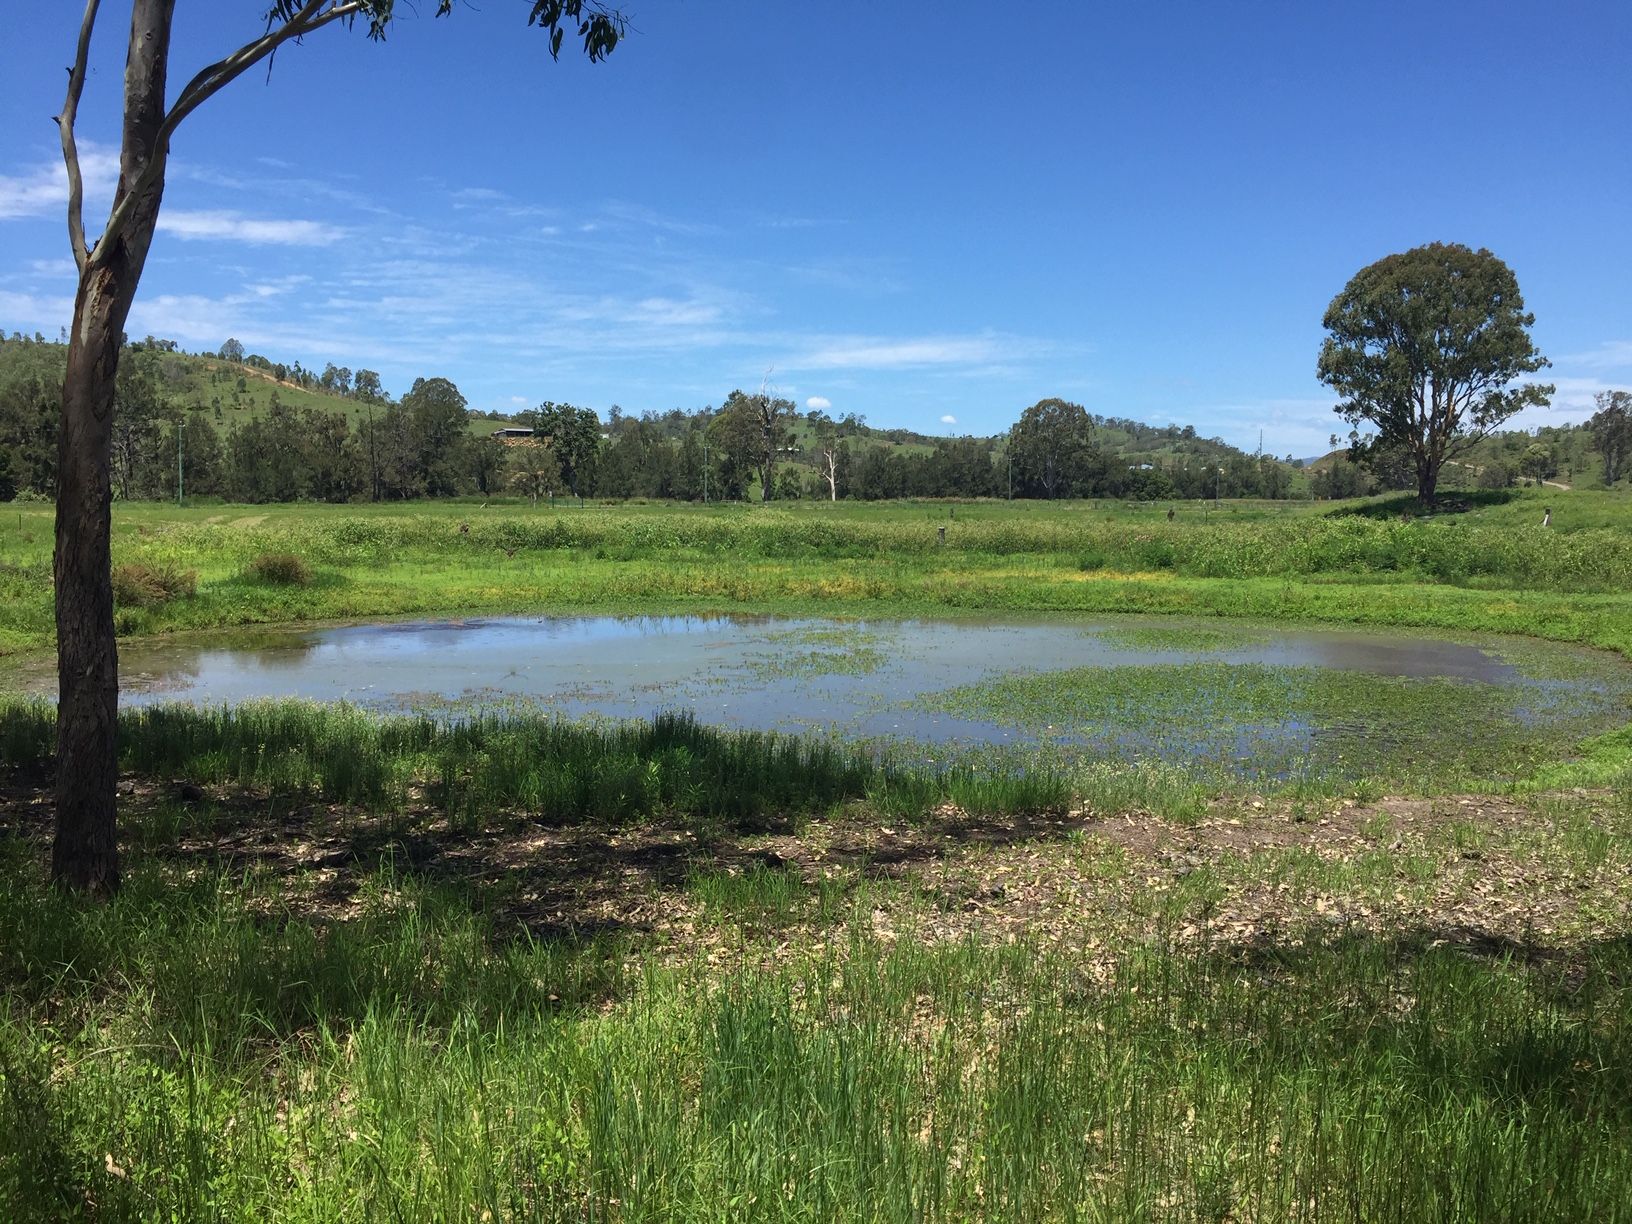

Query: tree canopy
[1007,398,1101,499]
[1316,242,1552,504]
[1589,390,1632,487]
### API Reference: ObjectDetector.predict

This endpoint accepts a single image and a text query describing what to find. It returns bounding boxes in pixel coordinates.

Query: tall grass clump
[433,708,881,831]
[0,701,1060,830]
[110,561,196,608]
[1074,759,1212,822]
[245,551,312,586]
[0,698,53,767]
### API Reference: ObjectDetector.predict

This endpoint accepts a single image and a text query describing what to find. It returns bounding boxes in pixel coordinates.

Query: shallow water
[7,613,1627,781]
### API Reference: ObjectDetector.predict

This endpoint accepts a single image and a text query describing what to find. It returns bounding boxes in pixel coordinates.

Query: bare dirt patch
[3,773,1626,970]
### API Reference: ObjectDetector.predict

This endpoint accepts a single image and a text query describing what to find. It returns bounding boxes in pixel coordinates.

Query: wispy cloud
[243,275,312,299]
[0,287,77,327]
[1560,340,1632,370]
[1181,396,1341,458]
[627,296,727,327]
[784,333,1040,372]
[27,258,77,279]
[598,200,718,237]
[1511,375,1619,421]
[780,256,905,295]
[0,145,119,220]
[157,210,343,246]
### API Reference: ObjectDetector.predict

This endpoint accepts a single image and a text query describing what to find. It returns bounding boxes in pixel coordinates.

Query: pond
[8,614,1630,784]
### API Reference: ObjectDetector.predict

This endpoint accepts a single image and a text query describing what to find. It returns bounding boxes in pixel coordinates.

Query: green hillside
[0,339,501,438]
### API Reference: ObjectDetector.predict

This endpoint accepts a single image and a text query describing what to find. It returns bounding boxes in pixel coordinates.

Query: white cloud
[805,395,831,410]
[630,296,724,326]
[784,332,1041,372]
[1182,396,1342,458]
[509,395,529,404]
[940,414,957,424]
[157,210,343,246]
[1508,375,1619,424]
[0,146,119,220]
[598,200,717,237]
[1560,340,1632,370]
[0,288,74,328]
[243,275,311,299]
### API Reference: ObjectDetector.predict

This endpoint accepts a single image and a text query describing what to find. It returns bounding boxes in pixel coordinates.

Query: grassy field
[4,486,1632,1219]
[3,487,1630,658]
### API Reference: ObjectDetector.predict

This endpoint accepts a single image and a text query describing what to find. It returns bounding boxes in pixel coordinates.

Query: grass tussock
[244,550,312,586]
[109,562,196,608]
[0,700,1073,831]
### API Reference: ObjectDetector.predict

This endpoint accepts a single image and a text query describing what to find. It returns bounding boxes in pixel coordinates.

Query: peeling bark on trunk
[53,0,174,894]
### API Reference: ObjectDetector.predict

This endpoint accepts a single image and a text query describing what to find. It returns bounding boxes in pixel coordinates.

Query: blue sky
[2,1,1628,456]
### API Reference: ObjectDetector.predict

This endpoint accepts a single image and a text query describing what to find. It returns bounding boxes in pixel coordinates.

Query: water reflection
[5,613,1623,780]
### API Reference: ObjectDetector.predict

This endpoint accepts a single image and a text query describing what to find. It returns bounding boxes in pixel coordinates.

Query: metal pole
[176,416,183,505]
[703,441,710,504]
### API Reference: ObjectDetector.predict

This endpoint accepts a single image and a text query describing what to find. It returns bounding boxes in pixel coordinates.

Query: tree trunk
[54,268,143,893]
[53,0,174,893]
[1415,458,1439,507]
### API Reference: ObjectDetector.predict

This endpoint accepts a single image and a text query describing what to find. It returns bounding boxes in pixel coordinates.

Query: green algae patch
[915,658,1632,790]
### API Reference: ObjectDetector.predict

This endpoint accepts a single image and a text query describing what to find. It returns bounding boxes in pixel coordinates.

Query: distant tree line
[4,330,1623,505]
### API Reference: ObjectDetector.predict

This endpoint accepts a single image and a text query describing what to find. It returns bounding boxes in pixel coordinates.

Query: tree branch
[90,0,363,268]
[57,0,101,274]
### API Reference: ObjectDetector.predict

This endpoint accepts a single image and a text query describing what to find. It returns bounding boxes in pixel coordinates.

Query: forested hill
[1302,418,1610,500]
[2,332,1301,502]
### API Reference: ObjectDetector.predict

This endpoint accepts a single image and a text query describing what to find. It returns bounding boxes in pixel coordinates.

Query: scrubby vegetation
[108,562,196,609]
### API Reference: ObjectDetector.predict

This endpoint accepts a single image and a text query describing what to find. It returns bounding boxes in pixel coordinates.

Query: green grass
[1089,622,1273,652]
[0,700,1072,833]
[3,487,1632,662]
[3,837,1629,1221]
[914,652,1632,790]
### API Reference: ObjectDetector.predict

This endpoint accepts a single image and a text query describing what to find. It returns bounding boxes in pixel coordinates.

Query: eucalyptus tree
[1589,391,1631,487]
[533,401,602,498]
[49,0,626,893]
[753,390,798,502]
[1317,243,1552,506]
[402,376,471,497]
[1007,398,1100,499]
